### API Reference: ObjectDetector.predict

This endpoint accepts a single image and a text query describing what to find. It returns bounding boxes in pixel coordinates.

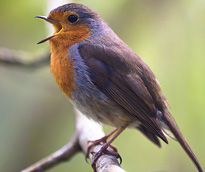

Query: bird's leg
[91,125,127,172]
[86,128,118,160]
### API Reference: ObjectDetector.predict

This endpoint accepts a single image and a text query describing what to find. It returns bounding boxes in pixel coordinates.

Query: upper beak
[35,16,62,44]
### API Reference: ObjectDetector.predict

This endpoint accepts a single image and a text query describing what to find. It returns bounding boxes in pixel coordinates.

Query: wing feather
[79,41,168,143]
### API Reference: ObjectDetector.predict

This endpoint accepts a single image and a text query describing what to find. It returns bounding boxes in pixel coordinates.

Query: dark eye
[67,14,79,23]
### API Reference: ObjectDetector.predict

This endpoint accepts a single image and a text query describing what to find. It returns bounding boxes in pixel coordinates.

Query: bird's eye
[67,14,79,23]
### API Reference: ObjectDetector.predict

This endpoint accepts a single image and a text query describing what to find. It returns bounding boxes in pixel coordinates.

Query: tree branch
[21,133,80,172]
[0,47,49,69]
[21,110,126,172]
[75,109,126,172]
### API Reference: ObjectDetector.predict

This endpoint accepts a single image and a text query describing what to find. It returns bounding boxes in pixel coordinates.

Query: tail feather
[163,114,203,172]
[138,124,161,147]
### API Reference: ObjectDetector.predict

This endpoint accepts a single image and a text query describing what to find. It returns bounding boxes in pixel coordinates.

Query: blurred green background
[0,0,204,171]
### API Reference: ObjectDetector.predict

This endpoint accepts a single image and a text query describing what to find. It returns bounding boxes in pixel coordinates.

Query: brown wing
[79,40,168,143]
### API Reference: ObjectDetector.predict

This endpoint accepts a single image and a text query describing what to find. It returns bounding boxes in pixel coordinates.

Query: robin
[36,3,203,172]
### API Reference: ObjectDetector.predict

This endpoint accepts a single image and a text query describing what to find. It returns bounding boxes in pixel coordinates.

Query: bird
[35,3,203,172]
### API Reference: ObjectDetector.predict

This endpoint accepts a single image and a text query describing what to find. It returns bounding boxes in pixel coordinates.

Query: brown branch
[21,106,120,172]
[21,133,80,172]
[0,47,50,68]
[21,110,126,172]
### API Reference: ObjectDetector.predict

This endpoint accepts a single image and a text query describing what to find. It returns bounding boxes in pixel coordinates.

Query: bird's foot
[85,136,118,162]
[91,146,122,172]
[85,128,119,161]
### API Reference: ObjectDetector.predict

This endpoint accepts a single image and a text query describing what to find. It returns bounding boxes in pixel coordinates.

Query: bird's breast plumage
[49,24,91,98]
[50,48,76,98]
[49,36,133,127]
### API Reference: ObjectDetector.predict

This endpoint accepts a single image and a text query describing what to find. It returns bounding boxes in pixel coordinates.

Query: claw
[85,137,107,162]
[85,135,118,161]
[91,147,122,172]
[84,127,127,171]
[118,154,122,164]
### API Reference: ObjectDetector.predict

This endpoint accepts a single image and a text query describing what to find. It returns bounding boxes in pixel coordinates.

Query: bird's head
[36,3,107,45]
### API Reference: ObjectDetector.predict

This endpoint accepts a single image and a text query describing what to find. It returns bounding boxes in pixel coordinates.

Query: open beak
[35,16,62,44]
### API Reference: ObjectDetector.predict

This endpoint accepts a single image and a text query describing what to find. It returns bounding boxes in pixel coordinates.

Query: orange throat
[49,26,91,98]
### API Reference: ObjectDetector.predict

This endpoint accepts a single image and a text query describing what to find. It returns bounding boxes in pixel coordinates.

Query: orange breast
[50,48,76,98]
[49,23,91,98]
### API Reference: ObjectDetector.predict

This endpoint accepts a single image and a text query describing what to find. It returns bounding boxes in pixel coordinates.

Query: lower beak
[35,16,62,44]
